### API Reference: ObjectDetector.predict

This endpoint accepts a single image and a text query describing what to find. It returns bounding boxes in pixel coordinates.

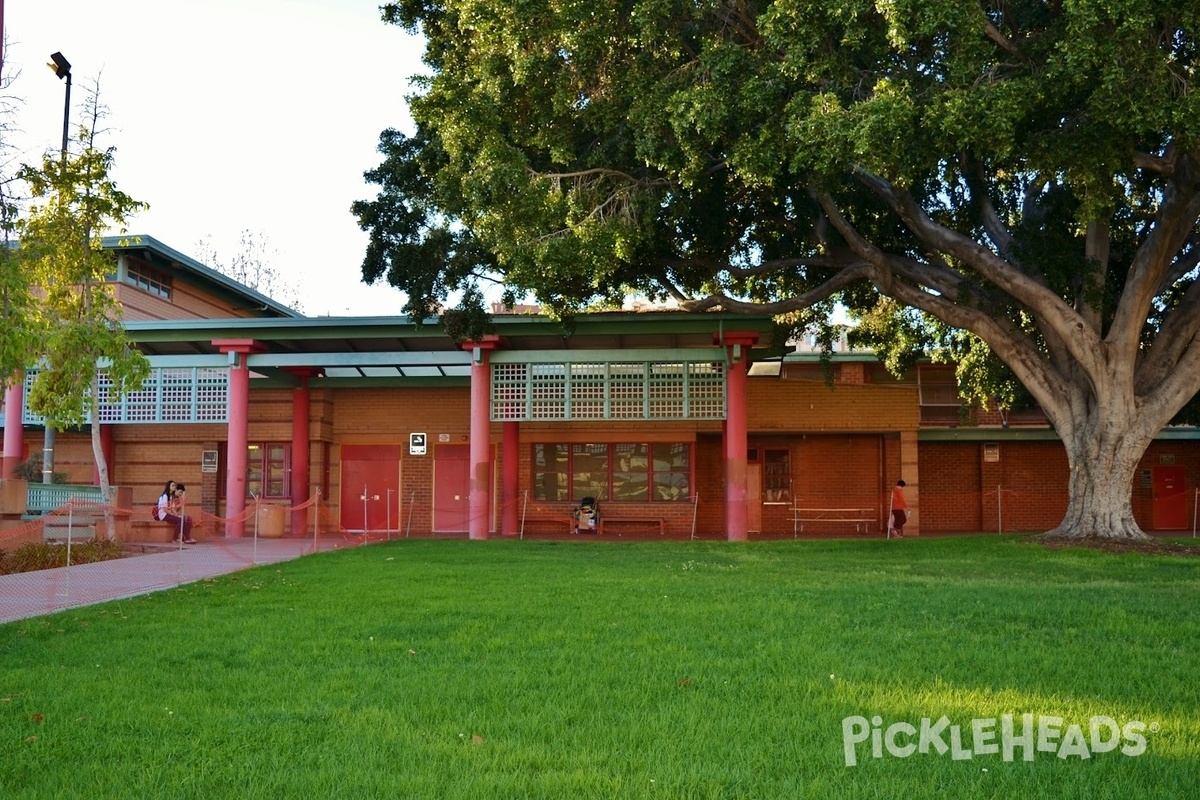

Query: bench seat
[598,517,665,536]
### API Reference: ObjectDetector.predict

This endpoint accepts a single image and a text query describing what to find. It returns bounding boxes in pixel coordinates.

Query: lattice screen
[491,360,726,421]
[23,367,229,425]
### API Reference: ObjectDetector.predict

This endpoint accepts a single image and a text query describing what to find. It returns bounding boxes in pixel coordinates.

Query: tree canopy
[357,1,1200,538]
[5,84,149,535]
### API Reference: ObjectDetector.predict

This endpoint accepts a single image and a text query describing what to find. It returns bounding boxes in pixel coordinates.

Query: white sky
[3,0,425,316]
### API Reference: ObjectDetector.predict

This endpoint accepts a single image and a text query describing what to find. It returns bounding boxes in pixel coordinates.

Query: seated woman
[574,496,600,534]
[157,480,197,543]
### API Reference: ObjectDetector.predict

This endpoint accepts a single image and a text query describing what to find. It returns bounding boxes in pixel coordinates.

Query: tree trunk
[90,381,117,542]
[1047,413,1149,540]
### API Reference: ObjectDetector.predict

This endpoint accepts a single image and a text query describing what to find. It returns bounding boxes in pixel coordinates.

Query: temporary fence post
[386,488,393,541]
[313,487,321,551]
[886,490,894,540]
[997,485,1003,535]
[251,493,260,565]
[63,506,74,602]
[520,490,528,540]
[690,494,699,540]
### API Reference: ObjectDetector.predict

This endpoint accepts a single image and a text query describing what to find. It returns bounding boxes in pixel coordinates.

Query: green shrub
[2,537,125,574]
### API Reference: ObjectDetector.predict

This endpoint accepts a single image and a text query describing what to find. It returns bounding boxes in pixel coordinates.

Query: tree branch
[650,253,857,278]
[1136,276,1200,391]
[851,169,1102,362]
[961,154,1015,257]
[982,17,1020,56]
[1108,158,1200,355]
[1134,151,1175,176]
[678,262,873,314]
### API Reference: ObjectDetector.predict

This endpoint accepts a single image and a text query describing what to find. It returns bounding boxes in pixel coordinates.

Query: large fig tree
[355,1,1200,539]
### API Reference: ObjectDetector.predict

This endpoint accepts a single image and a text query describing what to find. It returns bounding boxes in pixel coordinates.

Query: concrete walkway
[0,538,343,624]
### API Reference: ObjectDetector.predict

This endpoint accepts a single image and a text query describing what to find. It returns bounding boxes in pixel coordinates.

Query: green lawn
[1,536,1197,798]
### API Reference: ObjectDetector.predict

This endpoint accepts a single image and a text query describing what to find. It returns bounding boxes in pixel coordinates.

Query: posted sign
[410,432,427,456]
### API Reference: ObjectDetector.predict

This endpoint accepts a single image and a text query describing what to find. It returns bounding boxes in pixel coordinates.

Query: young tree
[18,82,150,539]
[194,229,304,313]
[357,2,1200,539]
[0,53,40,395]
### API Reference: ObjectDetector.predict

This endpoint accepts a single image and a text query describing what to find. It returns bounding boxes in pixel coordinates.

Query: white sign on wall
[410,432,427,456]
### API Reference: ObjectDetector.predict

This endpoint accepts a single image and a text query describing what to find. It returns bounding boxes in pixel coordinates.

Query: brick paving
[0,538,340,624]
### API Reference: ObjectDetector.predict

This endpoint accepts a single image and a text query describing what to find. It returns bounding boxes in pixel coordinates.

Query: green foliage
[362,0,1200,352]
[12,455,69,485]
[15,86,150,430]
[0,537,124,575]
[362,3,1200,539]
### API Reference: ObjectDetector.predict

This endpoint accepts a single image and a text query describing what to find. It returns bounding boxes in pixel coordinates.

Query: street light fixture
[47,51,72,158]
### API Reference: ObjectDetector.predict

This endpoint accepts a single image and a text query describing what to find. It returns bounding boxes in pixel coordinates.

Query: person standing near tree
[890,480,909,538]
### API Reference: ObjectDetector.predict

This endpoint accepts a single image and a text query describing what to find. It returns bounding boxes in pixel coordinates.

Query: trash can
[256,503,286,538]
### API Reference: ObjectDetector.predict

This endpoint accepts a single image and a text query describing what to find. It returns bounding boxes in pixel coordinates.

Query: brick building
[2,237,1197,538]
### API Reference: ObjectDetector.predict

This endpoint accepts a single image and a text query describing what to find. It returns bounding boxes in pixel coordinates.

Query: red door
[434,444,471,532]
[1152,465,1188,530]
[340,445,401,532]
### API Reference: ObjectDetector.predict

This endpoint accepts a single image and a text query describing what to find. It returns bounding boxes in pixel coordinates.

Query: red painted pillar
[719,333,759,541]
[502,421,519,535]
[2,381,24,479]
[463,336,500,540]
[289,370,315,538]
[215,340,263,538]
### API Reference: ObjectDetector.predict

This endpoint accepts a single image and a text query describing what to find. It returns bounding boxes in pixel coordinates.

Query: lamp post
[40,51,72,484]
[48,51,71,159]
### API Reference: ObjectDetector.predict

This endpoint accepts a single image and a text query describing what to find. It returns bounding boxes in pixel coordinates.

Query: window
[248,443,290,499]
[764,449,791,502]
[532,442,692,502]
[918,365,963,426]
[125,260,172,299]
[217,442,291,499]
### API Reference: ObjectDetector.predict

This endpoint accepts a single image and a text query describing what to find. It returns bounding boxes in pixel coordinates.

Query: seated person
[574,496,599,533]
[157,480,197,543]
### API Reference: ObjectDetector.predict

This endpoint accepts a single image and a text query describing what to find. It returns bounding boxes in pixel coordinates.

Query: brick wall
[30,373,1200,537]
[748,379,919,431]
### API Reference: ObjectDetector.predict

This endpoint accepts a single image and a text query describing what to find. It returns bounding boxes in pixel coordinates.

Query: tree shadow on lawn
[1034,534,1200,557]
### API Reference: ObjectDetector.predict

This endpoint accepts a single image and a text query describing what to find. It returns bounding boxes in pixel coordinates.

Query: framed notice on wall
[982,443,1000,463]
[201,450,219,473]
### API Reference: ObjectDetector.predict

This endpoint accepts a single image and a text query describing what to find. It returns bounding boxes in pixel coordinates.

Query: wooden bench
[520,510,576,535]
[792,508,875,536]
[598,516,665,536]
[129,518,180,543]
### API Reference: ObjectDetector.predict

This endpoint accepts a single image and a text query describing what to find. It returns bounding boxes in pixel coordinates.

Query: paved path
[0,538,342,624]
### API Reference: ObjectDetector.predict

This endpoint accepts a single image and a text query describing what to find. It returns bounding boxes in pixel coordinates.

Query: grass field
[1,536,1197,798]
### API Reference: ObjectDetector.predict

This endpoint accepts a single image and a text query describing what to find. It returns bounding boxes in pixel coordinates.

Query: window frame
[531,441,694,503]
[123,259,173,300]
[216,441,292,500]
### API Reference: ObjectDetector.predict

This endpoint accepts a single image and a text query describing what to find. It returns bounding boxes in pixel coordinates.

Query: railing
[25,483,107,515]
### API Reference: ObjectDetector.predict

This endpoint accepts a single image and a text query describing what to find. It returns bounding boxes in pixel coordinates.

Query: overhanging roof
[124,311,779,386]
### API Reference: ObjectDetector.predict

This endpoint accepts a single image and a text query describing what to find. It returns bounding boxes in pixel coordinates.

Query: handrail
[25,483,107,515]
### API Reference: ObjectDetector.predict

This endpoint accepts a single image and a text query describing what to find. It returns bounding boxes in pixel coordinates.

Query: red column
[502,421,519,535]
[2,382,24,479]
[289,370,316,538]
[215,339,263,538]
[463,336,500,540]
[718,333,759,541]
